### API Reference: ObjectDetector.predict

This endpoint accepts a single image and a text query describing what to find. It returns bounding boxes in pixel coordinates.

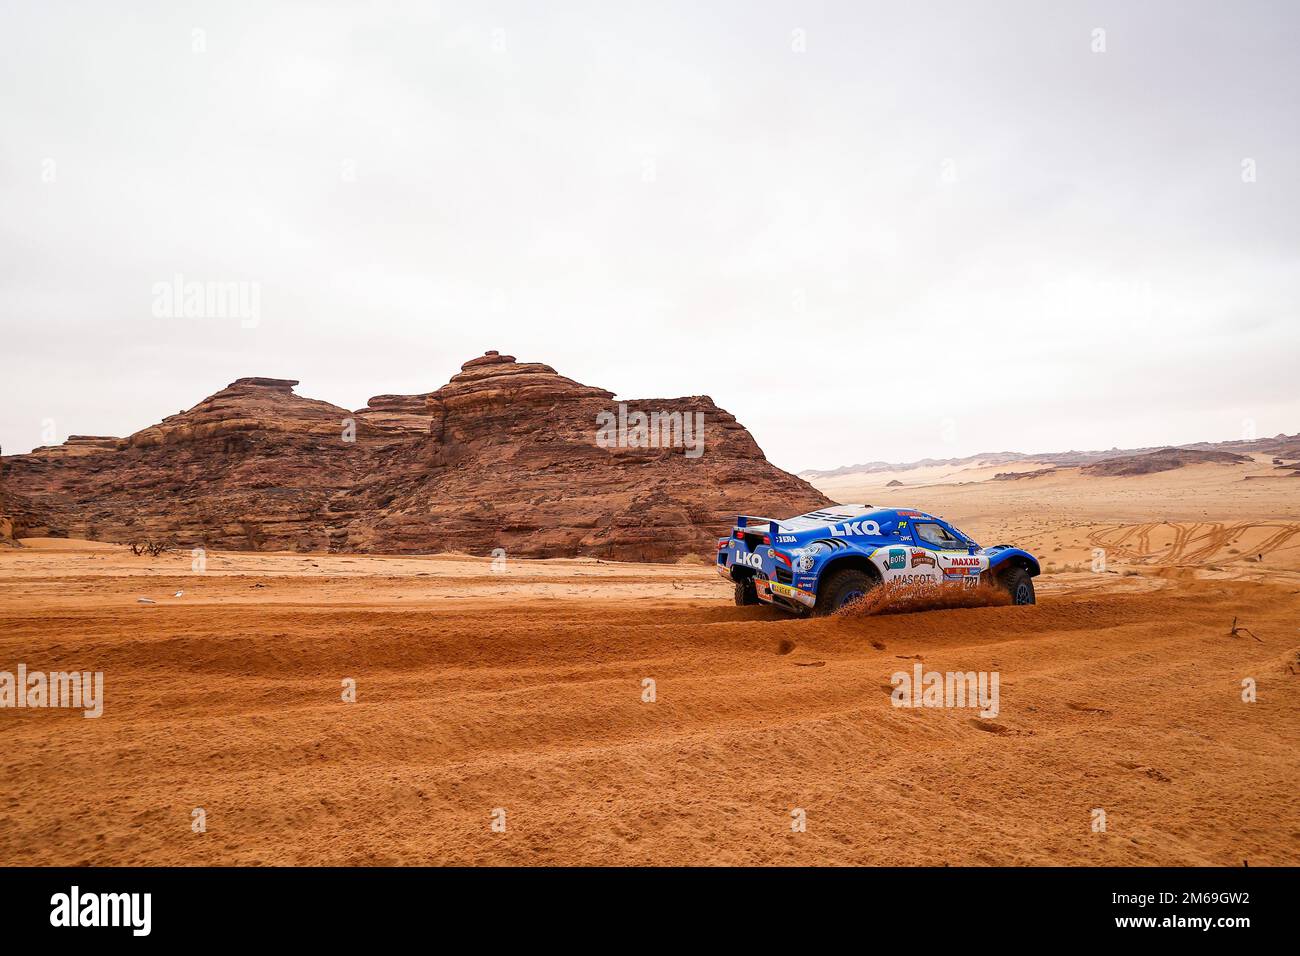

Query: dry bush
[129,539,172,557]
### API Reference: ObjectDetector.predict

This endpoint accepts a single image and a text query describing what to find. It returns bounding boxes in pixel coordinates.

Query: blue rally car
[716,504,1040,616]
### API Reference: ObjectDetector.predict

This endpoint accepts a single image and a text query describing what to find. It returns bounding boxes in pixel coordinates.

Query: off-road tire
[999,566,1036,605]
[814,568,877,616]
[734,577,759,606]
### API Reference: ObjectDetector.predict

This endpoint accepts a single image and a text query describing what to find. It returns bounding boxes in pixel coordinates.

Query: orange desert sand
[2,456,1297,865]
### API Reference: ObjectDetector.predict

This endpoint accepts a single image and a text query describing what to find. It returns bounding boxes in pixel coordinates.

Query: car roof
[777,505,937,532]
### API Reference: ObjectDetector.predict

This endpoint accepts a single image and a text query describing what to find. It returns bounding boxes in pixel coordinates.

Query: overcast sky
[2,0,1297,471]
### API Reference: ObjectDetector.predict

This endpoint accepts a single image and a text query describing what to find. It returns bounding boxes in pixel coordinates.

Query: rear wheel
[814,568,877,616]
[734,577,759,606]
[999,567,1036,605]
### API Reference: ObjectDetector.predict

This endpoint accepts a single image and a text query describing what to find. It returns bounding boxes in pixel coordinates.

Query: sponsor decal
[776,535,797,544]
[736,552,763,569]
[885,548,907,571]
[768,549,793,568]
[890,574,936,586]
[771,582,816,606]
[897,511,924,518]
[910,550,937,569]
[829,520,882,538]
[947,557,981,567]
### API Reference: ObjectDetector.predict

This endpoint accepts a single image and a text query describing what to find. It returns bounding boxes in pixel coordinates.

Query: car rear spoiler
[735,515,781,534]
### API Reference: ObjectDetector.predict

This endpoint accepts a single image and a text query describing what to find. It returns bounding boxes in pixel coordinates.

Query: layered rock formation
[0,354,828,560]
[0,458,13,547]
[352,394,434,434]
[1080,447,1251,477]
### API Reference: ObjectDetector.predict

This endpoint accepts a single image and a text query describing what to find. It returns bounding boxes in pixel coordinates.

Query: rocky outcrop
[126,378,352,448]
[22,436,123,461]
[336,353,818,559]
[0,457,14,547]
[992,469,1056,481]
[1080,448,1251,477]
[0,354,828,560]
[352,394,434,434]
[0,376,412,551]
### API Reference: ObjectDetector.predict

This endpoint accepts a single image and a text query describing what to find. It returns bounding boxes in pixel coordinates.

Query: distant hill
[800,432,1299,480]
[1079,448,1251,477]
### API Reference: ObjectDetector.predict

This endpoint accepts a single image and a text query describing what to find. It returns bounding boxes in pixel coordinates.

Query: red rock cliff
[0,353,828,560]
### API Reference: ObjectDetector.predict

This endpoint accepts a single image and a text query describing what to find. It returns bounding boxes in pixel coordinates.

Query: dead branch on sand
[1229,617,1263,643]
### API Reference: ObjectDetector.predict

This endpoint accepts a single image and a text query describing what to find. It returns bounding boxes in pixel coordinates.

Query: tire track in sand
[1087,521,1300,566]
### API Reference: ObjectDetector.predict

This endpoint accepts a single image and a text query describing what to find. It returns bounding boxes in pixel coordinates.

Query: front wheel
[814,568,877,616]
[999,567,1036,605]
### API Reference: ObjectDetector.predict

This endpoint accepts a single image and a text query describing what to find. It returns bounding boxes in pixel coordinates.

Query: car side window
[915,522,965,550]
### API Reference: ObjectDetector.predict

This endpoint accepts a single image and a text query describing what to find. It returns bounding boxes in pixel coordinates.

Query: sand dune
[2,459,1298,865]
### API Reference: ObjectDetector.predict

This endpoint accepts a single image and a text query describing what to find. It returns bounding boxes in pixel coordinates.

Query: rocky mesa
[0,353,828,560]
